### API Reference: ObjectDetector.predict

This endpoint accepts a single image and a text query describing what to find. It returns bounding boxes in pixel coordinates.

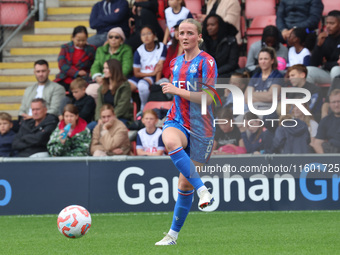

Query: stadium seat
[245,0,276,20]
[157,0,166,20]
[185,0,203,16]
[247,35,261,53]
[143,101,173,112]
[246,15,276,35]
[0,0,30,26]
[322,0,339,16]
[238,56,247,69]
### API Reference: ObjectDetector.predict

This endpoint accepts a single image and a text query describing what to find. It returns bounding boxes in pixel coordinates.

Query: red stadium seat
[245,0,276,20]
[143,101,173,112]
[247,35,261,53]
[157,0,166,19]
[322,0,339,16]
[246,15,276,36]
[0,1,30,26]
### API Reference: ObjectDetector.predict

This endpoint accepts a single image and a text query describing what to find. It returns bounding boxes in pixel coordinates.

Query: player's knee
[163,139,181,152]
[178,179,193,191]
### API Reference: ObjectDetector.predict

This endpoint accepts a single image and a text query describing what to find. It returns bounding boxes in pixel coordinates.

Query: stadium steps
[0,0,94,118]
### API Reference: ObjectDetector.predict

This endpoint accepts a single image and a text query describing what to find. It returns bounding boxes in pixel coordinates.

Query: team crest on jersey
[208,59,214,67]
[190,64,198,73]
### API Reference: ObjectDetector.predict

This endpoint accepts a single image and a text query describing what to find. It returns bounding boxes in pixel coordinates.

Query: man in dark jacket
[307,10,340,85]
[276,0,323,41]
[12,98,58,157]
[88,0,130,47]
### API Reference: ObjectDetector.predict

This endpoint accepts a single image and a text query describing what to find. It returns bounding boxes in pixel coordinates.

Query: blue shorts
[163,120,214,164]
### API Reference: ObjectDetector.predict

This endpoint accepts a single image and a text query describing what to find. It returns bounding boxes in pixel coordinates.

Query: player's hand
[317,31,328,47]
[161,82,179,95]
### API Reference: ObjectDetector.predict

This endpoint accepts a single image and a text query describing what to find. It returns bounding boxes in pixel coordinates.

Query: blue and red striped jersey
[166,50,218,138]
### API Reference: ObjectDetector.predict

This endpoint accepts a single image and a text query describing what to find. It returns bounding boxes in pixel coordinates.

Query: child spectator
[0,112,16,157]
[162,20,183,79]
[287,64,322,119]
[212,108,246,155]
[95,59,133,125]
[136,109,164,156]
[54,26,96,93]
[48,104,91,156]
[91,104,130,156]
[240,112,272,154]
[291,103,318,150]
[163,0,192,45]
[272,114,310,154]
[223,72,249,110]
[129,25,167,111]
[59,78,96,123]
[287,27,316,67]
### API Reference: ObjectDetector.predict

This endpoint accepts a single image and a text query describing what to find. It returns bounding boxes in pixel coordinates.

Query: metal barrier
[0,0,43,61]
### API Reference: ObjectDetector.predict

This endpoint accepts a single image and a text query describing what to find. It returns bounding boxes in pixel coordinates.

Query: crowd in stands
[1,0,340,157]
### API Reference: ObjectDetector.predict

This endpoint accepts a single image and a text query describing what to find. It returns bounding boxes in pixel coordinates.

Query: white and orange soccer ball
[57,205,91,238]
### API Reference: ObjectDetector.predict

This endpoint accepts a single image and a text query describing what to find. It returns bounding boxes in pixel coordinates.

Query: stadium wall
[0,155,340,215]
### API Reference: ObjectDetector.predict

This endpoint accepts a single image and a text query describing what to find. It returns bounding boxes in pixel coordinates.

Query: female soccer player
[155,18,217,246]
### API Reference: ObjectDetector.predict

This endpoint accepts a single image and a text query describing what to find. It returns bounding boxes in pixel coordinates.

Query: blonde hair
[180,18,204,45]
[70,77,87,90]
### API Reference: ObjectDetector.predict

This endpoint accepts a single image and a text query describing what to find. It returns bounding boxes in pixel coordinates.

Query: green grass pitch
[0,211,339,255]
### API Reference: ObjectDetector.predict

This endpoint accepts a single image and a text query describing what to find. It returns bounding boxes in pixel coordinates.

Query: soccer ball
[57,205,91,238]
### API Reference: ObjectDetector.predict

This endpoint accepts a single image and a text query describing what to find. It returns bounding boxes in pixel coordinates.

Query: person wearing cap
[87,0,130,47]
[87,27,133,101]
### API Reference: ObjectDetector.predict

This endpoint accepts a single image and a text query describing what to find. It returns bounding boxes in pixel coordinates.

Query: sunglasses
[109,35,121,40]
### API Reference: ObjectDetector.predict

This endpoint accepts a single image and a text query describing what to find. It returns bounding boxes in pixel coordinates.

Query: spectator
[212,108,246,155]
[87,27,133,100]
[125,0,164,52]
[321,65,340,119]
[287,64,322,117]
[91,104,130,156]
[307,10,340,85]
[95,59,133,125]
[12,98,58,157]
[246,26,288,74]
[87,0,130,47]
[313,89,340,153]
[162,20,183,79]
[201,14,239,78]
[0,112,16,157]
[197,0,241,44]
[128,25,167,111]
[54,26,96,93]
[223,71,249,113]
[48,104,91,156]
[18,60,65,121]
[59,78,96,124]
[136,109,165,156]
[245,47,284,111]
[291,103,318,150]
[163,0,192,45]
[272,115,310,154]
[240,112,273,154]
[287,27,316,67]
[276,0,323,41]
